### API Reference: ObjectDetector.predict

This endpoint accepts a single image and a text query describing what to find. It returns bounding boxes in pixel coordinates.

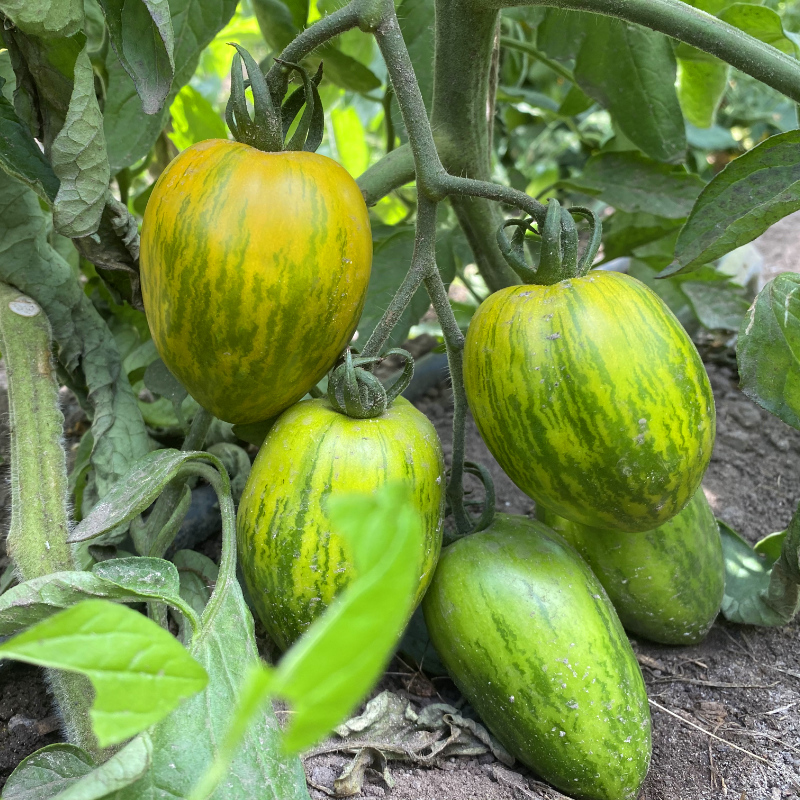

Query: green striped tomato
[537,487,724,644]
[423,514,651,800]
[140,139,372,425]
[237,397,445,650]
[464,271,715,532]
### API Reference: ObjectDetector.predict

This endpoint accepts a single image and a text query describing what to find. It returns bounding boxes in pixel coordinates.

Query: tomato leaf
[2,744,97,800]
[68,450,219,543]
[719,510,800,627]
[737,273,800,431]
[4,738,153,800]
[50,42,110,238]
[0,558,199,637]
[98,0,175,115]
[0,0,83,37]
[104,0,238,171]
[677,59,728,129]
[574,17,685,163]
[680,279,751,331]
[0,173,150,503]
[168,85,227,151]
[0,599,209,747]
[563,152,704,219]
[0,79,60,202]
[669,131,800,276]
[275,484,422,753]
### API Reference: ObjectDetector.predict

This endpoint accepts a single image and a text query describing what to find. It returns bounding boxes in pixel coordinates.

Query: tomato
[140,139,372,425]
[464,271,715,532]
[236,396,445,650]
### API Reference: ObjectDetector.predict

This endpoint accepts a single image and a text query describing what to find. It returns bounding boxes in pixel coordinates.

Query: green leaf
[276,484,422,752]
[0,558,199,637]
[718,4,796,56]
[602,211,684,262]
[252,0,297,51]
[719,521,789,625]
[737,273,800,431]
[332,106,369,177]
[669,131,800,276]
[0,173,150,501]
[0,83,60,201]
[97,0,175,115]
[574,17,686,163]
[563,152,704,218]
[68,450,219,543]
[680,279,751,331]
[677,59,729,129]
[755,530,787,562]
[50,42,110,238]
[189,485,422,798]
[0,0,83,37]
[168,85,227,151]
[0,599,208,747]
[536,9,589,61]
[318,44,381,93]
[104,0,238,171]
[3,745,96,799]
[113,557,308,798]
[4,737,152,800]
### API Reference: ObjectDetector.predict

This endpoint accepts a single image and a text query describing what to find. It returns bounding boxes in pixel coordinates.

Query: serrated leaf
[50,42,110,238]
[69,450,216,543]
[670,131,800,276]
[0,558,193,637]
[602,211,684,262]
[564,152,704,218]
[0,599,208,747]
[718,3,796,56]
[98,0,175,115]
[737,273,800,431]
[574,17,685,163]
[0,0,83,38]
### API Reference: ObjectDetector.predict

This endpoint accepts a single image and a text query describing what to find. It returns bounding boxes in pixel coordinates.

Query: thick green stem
[430,0,519,291]
[500,0,800,103]
[357,143,415,206]
[0,282,100,759]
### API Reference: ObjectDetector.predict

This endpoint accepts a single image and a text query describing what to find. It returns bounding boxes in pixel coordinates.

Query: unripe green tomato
[537,487,724,644]
[140,139,372,424]
[464,271,715,532]
[423,514,652,800]
[237,397,445,650]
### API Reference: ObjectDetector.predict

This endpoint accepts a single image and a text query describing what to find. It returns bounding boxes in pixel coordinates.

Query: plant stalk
[0,281,101,759]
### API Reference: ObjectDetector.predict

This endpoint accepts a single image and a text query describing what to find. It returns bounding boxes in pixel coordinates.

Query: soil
[2,231,800,798]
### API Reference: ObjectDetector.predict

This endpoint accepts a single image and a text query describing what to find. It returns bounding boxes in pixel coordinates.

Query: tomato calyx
[225,44,324,154]
[327,347,414,419]
[496,199,602,286]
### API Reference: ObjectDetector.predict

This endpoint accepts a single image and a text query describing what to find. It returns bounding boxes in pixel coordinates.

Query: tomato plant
[1,0,800,798]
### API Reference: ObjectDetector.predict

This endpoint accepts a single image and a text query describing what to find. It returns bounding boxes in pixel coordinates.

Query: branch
[499,0,800,103]
[357,143,415,206]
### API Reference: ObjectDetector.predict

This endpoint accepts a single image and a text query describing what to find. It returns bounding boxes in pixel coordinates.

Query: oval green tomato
[423,514,651,800]
[537,488,724,645]
[140,139,372,424]
[464,271,715,532]
[237,397,445,650]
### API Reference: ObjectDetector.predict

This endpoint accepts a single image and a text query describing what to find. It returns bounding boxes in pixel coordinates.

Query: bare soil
[2,228,800,798]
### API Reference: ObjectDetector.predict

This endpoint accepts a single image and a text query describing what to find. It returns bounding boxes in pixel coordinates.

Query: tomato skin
[464,271,715,532]
[140,139,372,425]
[236,397,445,651]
